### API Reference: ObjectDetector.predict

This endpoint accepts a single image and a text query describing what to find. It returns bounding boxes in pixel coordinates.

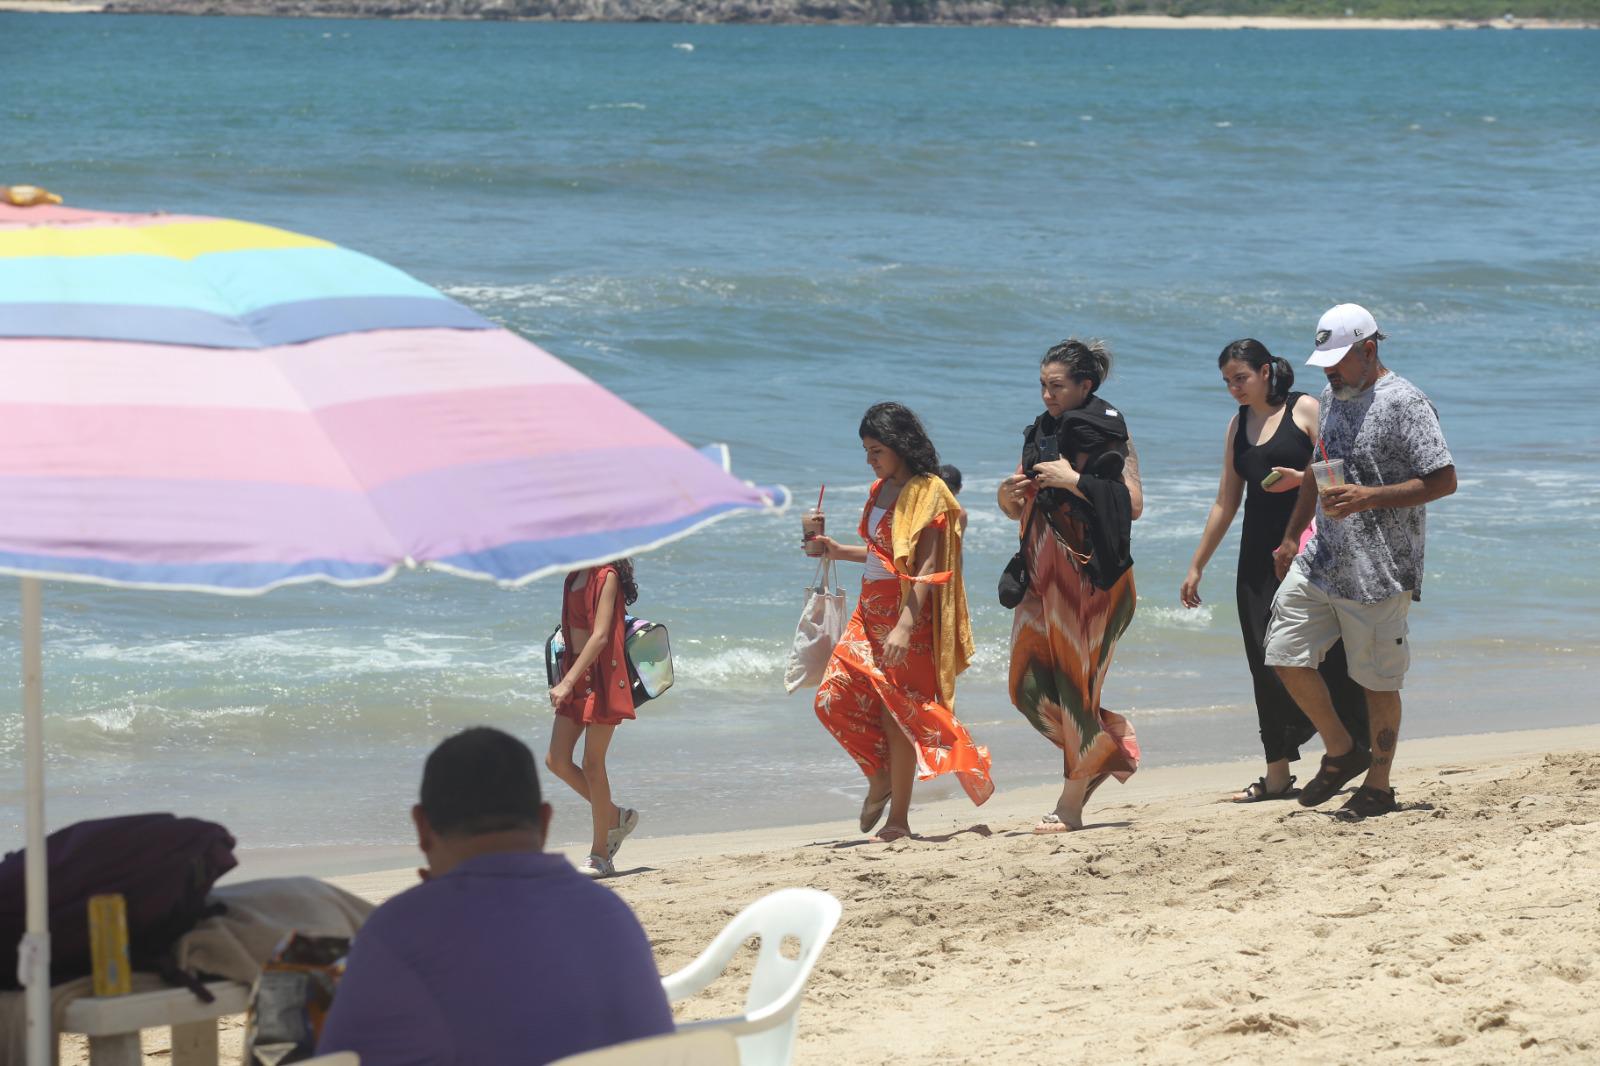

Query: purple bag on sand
[0,813,237,992]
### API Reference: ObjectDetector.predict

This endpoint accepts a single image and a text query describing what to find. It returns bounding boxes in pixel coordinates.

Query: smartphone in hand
[1036,434,1062,470]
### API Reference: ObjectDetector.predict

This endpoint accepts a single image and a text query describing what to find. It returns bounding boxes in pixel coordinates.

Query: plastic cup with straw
[1310,439,1345,496]
[802,485,826,556]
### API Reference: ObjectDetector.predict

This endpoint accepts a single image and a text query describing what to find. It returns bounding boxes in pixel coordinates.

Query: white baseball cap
[1308,303,1381,367]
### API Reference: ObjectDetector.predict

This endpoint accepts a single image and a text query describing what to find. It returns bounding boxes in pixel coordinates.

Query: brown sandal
[859,787,891,834]
[1297,748,1371,807]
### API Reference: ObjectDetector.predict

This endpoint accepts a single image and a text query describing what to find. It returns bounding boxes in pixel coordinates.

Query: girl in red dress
[545,559,640,878]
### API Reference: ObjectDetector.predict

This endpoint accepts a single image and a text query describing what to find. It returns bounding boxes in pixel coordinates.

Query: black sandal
[1335,786,1399,821]
[1297,747,1372,807]
[1232,776,1299,803]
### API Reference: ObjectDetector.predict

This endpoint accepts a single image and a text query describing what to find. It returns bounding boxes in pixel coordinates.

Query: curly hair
[607,558,639,606]
[1042,337,1113,394]
[858,402,941,478]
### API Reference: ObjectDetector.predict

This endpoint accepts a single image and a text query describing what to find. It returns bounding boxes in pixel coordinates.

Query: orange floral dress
[813,487,994,806]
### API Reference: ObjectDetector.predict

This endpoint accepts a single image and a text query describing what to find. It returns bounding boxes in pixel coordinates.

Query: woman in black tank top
[1180,340,1367,801]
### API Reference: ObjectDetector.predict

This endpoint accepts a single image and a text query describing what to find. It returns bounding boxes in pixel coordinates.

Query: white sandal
[607,807,638,860]
[579,853,615,879]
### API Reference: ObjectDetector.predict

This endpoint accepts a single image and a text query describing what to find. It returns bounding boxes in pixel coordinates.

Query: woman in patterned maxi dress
[999,339,1143,832]
[809,403,994,842]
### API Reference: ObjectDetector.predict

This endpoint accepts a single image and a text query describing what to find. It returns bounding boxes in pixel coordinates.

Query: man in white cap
[1263,303,1456,819]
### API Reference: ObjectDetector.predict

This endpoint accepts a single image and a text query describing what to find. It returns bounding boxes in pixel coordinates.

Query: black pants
[1237,558,1369,763]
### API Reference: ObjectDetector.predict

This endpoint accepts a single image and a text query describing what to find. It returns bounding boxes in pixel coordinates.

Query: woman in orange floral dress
[998,339,1143,833]
[808,402,994,842]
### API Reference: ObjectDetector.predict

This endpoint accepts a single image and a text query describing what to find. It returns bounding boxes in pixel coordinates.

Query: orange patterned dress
[813,487,994,806]
[1009,497,1140,781]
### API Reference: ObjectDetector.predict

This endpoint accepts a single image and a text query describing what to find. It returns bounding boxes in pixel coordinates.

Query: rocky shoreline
[10,0,1596,25]
[94,0,1059,21]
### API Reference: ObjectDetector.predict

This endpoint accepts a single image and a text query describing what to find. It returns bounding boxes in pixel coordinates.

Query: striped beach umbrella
[0,202,783,591]
[1,198,785,1065]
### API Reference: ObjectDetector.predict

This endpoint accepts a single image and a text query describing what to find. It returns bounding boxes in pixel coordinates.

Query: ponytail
[1268,356,1294,405]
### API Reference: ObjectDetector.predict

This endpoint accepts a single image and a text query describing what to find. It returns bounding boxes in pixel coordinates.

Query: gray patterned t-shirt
[1297,373,1453,603]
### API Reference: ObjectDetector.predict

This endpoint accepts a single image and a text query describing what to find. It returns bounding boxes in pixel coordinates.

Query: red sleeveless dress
[555,566,635,726]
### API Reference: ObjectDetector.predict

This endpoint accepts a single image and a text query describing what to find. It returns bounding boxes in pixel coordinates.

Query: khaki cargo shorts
[1264,567,1411,692]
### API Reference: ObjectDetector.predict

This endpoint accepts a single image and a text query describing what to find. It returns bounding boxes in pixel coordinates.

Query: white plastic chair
[660,888,843,1066]
[549,1029,738,1065]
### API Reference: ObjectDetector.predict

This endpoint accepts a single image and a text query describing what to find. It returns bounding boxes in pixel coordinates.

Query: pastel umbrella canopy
[1,201,785,1064]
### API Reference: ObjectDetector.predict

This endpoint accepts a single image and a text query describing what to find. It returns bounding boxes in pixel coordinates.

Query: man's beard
[1330,367,1370,401]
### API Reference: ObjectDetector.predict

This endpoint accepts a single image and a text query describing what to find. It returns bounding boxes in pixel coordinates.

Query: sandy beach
[62,723,1600,1065]
[1052,14,1595,30]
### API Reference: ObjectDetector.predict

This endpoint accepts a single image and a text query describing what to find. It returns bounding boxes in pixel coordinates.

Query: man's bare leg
[1361,689,1401,792]
[1275,666,1356,757]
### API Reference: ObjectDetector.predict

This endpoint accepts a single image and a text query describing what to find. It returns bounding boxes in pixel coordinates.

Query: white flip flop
[579,853,615,879]
[607,807,638,860]
[1032,812,1070,834]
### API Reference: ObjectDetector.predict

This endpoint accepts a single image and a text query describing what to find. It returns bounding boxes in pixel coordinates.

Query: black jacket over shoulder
[1020,396,1134,591]
[1064,473,1133,591]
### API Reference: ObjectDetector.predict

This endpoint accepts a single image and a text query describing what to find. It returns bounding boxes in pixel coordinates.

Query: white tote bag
[783,556,848,694]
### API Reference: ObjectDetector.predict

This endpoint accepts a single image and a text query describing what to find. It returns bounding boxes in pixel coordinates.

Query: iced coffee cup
[1311,458,1346,495]
[802,509,826,556]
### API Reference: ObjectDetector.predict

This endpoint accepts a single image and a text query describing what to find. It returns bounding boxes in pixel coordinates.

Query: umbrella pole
[19,578,51,1066]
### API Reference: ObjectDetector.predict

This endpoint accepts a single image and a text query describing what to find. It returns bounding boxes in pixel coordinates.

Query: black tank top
[1233,392,1312,558]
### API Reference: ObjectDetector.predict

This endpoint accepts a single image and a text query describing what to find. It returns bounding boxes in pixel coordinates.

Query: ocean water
[2,16,1597,852]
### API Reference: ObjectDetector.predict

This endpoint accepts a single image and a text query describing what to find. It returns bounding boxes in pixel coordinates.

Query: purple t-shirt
[317,851,674,1066]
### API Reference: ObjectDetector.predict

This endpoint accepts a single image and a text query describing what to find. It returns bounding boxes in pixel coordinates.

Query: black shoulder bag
[998,505,1037,609]
[999,416,1059,609]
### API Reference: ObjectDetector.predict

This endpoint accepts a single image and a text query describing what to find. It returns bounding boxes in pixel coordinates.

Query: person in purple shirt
[317,727,675,1066]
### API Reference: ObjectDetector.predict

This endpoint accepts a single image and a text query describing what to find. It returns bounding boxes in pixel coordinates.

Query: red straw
[815,485,825,513]
[1317,438,1331,465]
